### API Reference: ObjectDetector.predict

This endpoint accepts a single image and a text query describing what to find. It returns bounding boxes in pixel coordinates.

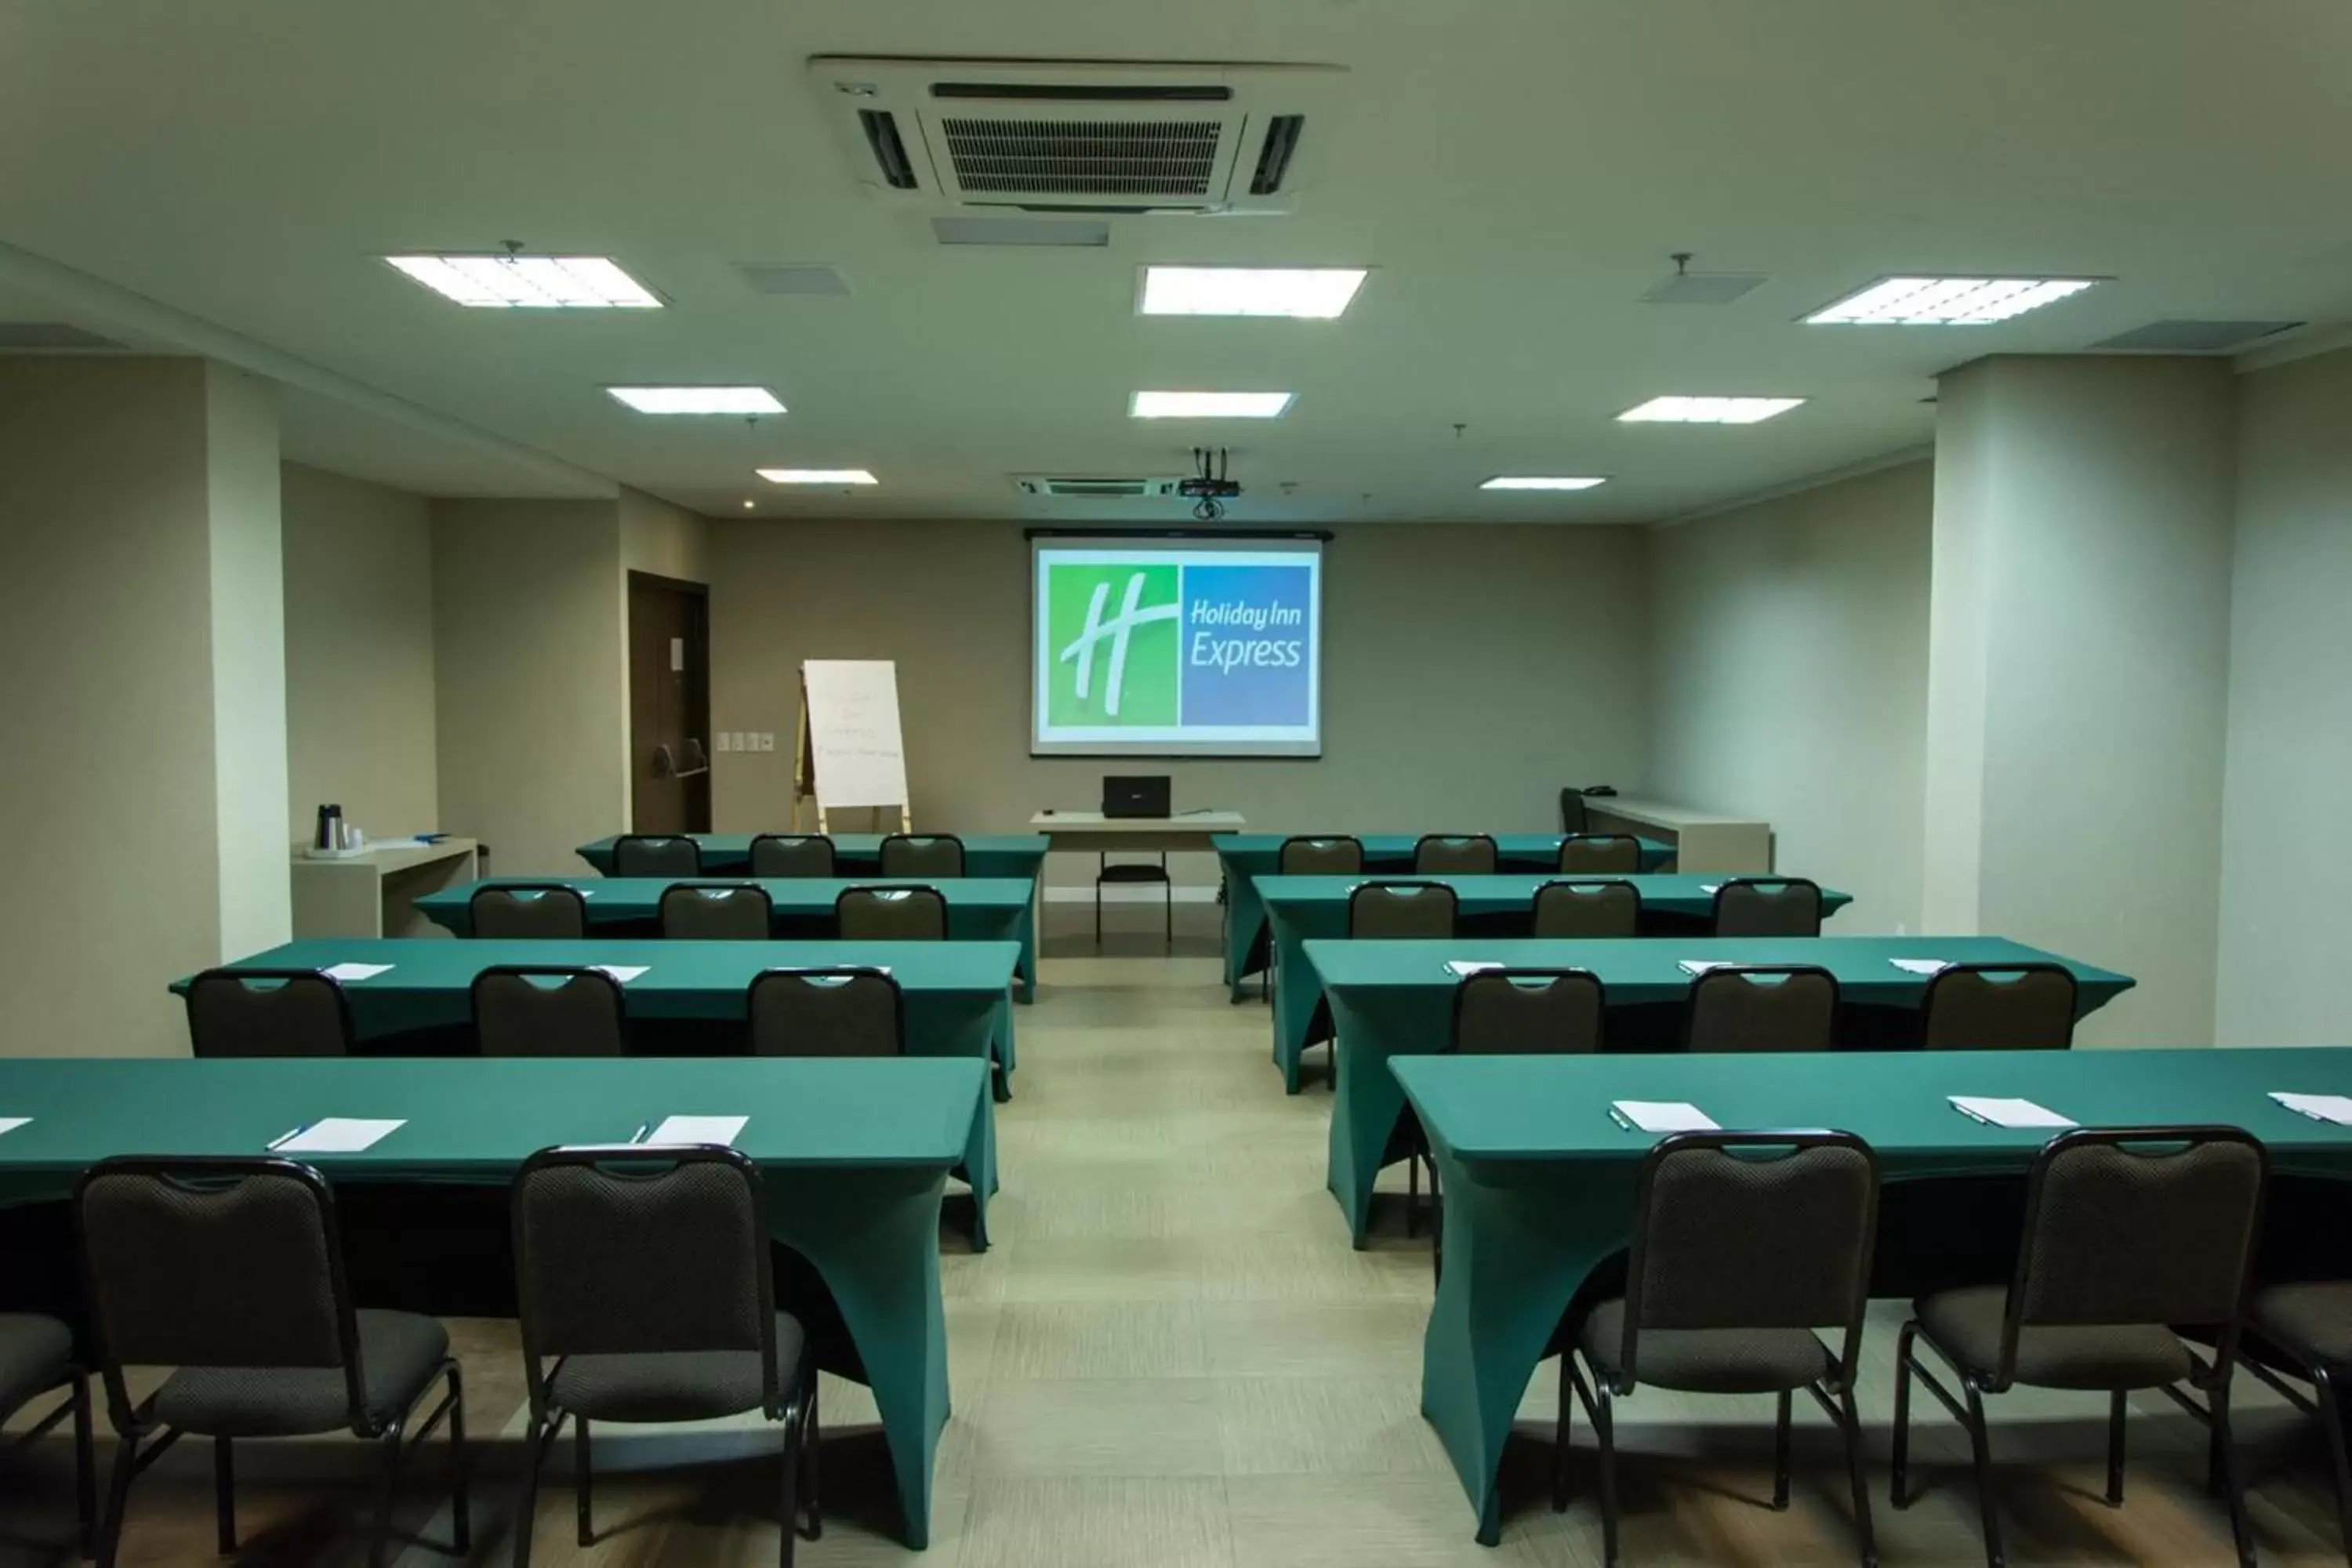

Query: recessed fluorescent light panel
[1618,396,1805,425]
[1129,391,1295,419]
[757,468,878,486]
[1480,476,1607,492]
[1806,276,2100,325]
[608,387,784,416]
[387,254,662,309]
[1140,267,1370,319]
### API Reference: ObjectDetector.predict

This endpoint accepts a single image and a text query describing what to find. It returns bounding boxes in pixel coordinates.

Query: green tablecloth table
[1214,834,1675,1000]
[0,1054,984,1548]
[1393,1046,2352,1543]
[1315,935,2135,1243]
[1261,875,1852,1091]
[174,937,1014,1244]
[541,865,1049,1011]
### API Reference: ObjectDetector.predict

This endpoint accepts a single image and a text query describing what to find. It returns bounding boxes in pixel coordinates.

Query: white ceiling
[2,0,2349,524]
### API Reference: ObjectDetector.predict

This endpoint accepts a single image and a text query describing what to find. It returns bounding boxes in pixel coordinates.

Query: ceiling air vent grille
[1015,475,1183,499]
[858,111,918,190]
[1249,115,1305,194]
[940,118,1221,198]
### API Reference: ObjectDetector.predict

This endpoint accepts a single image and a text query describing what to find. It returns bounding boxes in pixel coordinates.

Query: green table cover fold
[0,1054,984,1549]
[1261,875,1851,1091]
[1392,1046,2352,1544]
[1314,935,2135,1243]
[1214,833,1674,1000]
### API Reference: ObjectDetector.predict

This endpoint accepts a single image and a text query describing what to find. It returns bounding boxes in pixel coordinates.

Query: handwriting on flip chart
[801,660,909,811]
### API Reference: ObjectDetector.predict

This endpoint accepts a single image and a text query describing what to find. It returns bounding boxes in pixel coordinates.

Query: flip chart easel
[793,659,911,833]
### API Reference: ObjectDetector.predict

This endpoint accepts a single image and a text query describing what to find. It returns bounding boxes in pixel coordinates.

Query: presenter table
[1028,809,1245,854]
[1394,1047,2352,1543]
[419,875,1039,1004]
[172,936,1014,1234]
[1312,934,2136,1236]
[1214,833,1673,1000]
[575,832,1051,883]
[0,1054,981,1549]
[1261,874,1853,1088]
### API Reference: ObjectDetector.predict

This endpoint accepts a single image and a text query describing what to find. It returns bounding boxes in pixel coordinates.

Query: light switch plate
[756,731,775,752]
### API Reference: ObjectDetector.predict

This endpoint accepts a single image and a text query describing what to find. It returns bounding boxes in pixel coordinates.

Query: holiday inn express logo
[1047,564,1181,725]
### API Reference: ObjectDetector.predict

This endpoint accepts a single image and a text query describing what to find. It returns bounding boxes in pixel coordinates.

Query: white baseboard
[1040,884,1221,905]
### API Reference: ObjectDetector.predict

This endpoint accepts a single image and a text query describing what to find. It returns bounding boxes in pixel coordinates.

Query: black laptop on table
[1102,775,1171,818]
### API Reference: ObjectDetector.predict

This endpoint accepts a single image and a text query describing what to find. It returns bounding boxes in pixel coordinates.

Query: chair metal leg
[71,1374,96,1559]
[1837,1386,1881,1568]
[1553,1350,1574,1514]
[1890,1321,1916,1508]
[1406,1150,1421,1239]
[1428,1156,1445,1284]
[802,1375,823,1540]
[575,1414,593,1547]
[2314,1367,2352,1563]
[1962,1384,2007,1568]
[510,1410,561,1568]
[1093,866,1103,946]
[2209,1379,2257,1568]
[778,1403,799,1568]
[367,1419,409,1568]
[2106,1388,2127,1506]
[213,1436,235,1554]
[446,1362,471,1553]
[1592,1378,1622,1568]
[1163,866,1173,948]
[1773,1388,1794,1510]
[94,1433,139,1568]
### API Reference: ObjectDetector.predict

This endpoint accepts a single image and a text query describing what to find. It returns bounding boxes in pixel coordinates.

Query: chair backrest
[1919,962,2079,1051]
[1452,968,1605,1055]
[469,884,589,939]
[748,833,836,878]
[1531,879,1640,938]
[613,834,701,878]
[1991,1127,2267,1388]
[510,1145,778,1420]
[1615,1131,1879,1392]
[1682,965,1841,1054]
[836,885,947,942]
[1277,835,1363,876]
[77,1158,363,1428]
[183,969,353,1058]
[746,967,904,1057]
[1559,834,1642,874]
[1711,877,1823,938]
[658,882,773,941]
[1348,880,1458,939]
[472,967,626,1057]
[1560,789,1591,836]
[1414,834,1497,875]
[880,833,964,879]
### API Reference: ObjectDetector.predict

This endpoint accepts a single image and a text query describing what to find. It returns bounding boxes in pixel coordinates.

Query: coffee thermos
[314,803,343,852]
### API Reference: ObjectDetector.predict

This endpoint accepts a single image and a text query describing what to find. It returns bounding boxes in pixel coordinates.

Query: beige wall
[2216,347,2352,1044]
[431,499,628,876]
[620,487,711,584]
[706,519,1650,886]
[1642,462,1932,934]
[0,358,281,1056]
[281,463,438,843]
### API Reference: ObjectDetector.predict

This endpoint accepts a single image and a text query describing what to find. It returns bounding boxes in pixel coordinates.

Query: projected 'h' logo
[1058,572,1181,717]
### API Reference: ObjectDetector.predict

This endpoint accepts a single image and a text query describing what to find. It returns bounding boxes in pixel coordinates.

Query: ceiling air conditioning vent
[812,58,1343,214]
[1014,475,1184,499]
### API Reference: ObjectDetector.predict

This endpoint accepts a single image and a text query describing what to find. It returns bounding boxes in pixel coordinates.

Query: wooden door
[626,572,711,833]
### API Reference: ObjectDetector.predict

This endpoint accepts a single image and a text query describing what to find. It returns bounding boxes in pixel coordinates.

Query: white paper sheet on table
[1700,884,1722,894]
[1949,1096,2074,1129]
[323,963,393,982]
[2270,1093,2352,1126]
[1889,958,1951,976]
[591,965,648,983]
[1677,960,1730,976]
[648,1115,748,1147]
[1611,1101,1720,1133]
[1443,960,1503,978]
[270,1118,406,1153]
[0,1118,28,1138]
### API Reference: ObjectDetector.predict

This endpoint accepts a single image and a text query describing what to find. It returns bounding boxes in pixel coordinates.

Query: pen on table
[267,1123,311,1151]
[628,1123,650,1145]
[1606,1106,1635,1132]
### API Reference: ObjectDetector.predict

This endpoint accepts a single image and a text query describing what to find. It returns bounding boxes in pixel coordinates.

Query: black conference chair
[1711,877,1824,938]
[612,835,701,879]
[1560,789,1592,836]
[183,969,354,1058]
[2242,1280,2352,1561]
[1532,879,1640,938]
[836,885,947,942]
[1682,965,1841,1053]
[1269,836,1365,1001]
[659,883,774,941]
[1893,1127,2269,1568]
[509,1145,817,1566]
[76,1157,467,1568]
[471,967,627,1057]
[746,968,904,1057]
[879,833,964,879]
[1414,834,1498,875]
[1918,962,2079,1051]
[1559,834,1642,874]
[1095,852,1174,948]
[469,884,589,939]
[749,834,837,878]
[1560,1131,1881,1568]
[1348,880,1458,941]
[0,1310,94,1555]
